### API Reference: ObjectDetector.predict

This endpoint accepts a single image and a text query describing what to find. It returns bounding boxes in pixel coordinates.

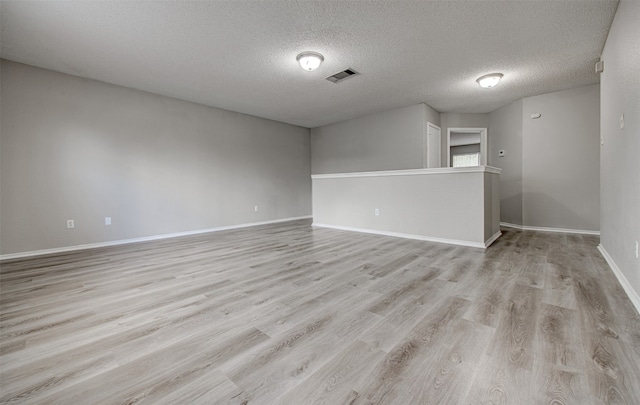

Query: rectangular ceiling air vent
[326,68,358,83]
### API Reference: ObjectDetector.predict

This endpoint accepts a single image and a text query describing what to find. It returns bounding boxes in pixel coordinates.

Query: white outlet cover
[374,208,380,216]
[66,219,75,229]
[105,217,112,225]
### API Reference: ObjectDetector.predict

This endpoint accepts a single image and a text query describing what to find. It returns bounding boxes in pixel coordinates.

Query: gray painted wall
[310,103,440,174]
[488,99,523,225]
[424,104,441,132]
[0,60,311,255]
[600,1,640,299]
[440,113,490,165]
[311,96,599,233]
[488,85,600,232]
[484,172,501,241]
[522,84,600,231]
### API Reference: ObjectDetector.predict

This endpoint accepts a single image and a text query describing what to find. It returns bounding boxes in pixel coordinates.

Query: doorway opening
[446,128,487,168]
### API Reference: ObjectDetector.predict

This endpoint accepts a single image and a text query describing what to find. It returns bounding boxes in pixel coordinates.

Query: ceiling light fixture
[296,51,324,71]
[476,73,503,88]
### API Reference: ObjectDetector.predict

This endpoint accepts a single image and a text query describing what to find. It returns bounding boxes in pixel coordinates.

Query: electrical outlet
[66,219,75,229]
[254,205,259,212]
[105,217,111,226]
[374,208,380,216]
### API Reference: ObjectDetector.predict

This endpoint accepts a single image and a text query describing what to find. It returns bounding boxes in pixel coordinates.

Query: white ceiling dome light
[476,73,504,88]
[296,51,324,71]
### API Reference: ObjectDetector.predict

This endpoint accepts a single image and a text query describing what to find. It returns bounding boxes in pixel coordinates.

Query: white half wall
[312,167,501,248]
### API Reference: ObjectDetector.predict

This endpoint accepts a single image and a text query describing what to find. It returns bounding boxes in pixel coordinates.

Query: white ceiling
[0,1,618,128]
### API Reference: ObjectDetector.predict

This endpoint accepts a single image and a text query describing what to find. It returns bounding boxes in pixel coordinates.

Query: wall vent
[326,68,358,83]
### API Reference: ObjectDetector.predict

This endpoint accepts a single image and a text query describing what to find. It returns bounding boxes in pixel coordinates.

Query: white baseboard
[500,222,600,236]
[484,231,502,248]
[0,216,312,261]
[312,223,492,249]
[597,245,640,315]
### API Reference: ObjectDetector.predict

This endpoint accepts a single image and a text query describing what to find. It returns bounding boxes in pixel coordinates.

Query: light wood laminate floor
[1,220,639,404]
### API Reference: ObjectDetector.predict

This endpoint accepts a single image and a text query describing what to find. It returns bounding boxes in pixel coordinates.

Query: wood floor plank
[463,268,515,328]
[275,340,385,405]
[387,318,494,404]
[353,296,471,403]
[539,367,590,405]
[361,278,454,352]
[152,369,240,405]
[515,254,546,289]
[536,303,583,371]
[486,283,541,371]
[463,357,539,404]
[1,220,639,404]
[533,303,592,404]
[543,262,578,310]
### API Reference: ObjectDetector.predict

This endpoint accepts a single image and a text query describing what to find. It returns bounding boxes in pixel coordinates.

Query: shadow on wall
[522,192,598,231]
[501,193,523,226]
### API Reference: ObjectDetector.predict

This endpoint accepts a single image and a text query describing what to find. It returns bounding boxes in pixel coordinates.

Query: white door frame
[446,127,487,167]
[423,122,441,168]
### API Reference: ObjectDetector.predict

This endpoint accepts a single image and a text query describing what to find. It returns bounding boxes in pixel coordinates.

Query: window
[452,153,479,168]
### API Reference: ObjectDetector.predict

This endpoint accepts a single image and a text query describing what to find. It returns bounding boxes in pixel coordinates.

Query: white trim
[312,223,489,249]
[598,245,640,314]
[499,222,523,229]
[0,216,312,261]
[500,222,600,236]
[485,231,502,248]
[500,222,526,230]
[423,122,441,169]
[312,166,501,180]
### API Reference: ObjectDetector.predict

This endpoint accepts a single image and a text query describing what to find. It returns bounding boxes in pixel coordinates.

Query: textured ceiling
[0,1,618,128]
